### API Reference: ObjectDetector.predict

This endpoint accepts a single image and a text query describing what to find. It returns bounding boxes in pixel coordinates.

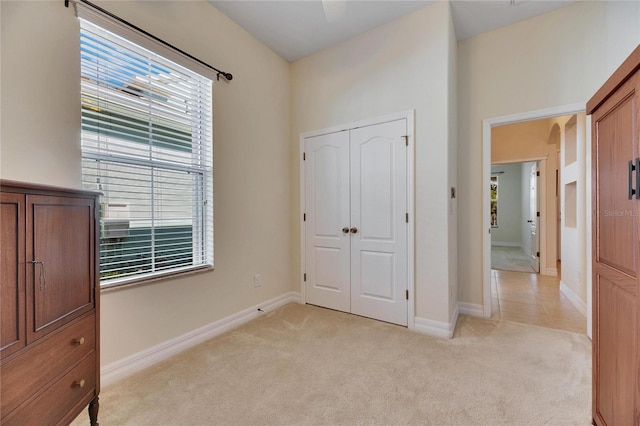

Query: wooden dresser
[1,180,100,425]
[588,44,640,426]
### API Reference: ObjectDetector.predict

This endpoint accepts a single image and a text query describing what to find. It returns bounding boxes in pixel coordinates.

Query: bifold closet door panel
[304,131,351,313]
[350,119,408,326]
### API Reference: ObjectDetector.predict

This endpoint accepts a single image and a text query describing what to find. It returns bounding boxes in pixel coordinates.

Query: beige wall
[1,0,293,365]
[290,2,458,323]
[4,0,638,368]
[457,0,640,305]
[555,113,589,306]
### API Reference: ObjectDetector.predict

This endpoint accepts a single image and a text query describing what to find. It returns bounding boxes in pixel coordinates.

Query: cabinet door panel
[595,93,638,277]
[26,195,95,342]
[1,192,25,358]
[591,71,640,426]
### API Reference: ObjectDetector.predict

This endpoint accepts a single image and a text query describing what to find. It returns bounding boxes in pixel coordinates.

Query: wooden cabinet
[0,180,100,426]
[588,45,640,426]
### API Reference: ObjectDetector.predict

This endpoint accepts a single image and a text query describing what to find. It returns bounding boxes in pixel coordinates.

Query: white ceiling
[209,0,577,63]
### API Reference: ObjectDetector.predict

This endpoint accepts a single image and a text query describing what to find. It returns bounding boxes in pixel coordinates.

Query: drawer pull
[73,379,86,388]
[74,337,86,346]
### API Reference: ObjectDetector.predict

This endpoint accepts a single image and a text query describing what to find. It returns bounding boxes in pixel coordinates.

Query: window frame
[79,18,214,289]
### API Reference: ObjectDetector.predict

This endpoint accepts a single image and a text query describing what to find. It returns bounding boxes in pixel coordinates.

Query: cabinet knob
[350,227,358,234]
[73,379,86,388]
[74,337,85,346]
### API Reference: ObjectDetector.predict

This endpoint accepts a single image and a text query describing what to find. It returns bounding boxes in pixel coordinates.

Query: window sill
[99,265,214,293]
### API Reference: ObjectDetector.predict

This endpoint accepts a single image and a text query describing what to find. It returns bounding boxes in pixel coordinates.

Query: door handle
[629,160,636,200]
[527,220,533,223]
[30,260,46,291]
[350,227,358,234]
[636,158,640,200]
[342,227,350,234]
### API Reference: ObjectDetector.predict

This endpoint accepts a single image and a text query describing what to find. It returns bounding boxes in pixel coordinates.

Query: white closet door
[304,131,351,313]
[350,120,408,326]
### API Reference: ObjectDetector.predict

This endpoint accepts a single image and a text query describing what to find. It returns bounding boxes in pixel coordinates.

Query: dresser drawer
[1,313,95,416]
[4,353,96,426]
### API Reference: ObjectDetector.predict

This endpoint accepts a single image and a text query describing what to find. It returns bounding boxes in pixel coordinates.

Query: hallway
[491,269,586,334]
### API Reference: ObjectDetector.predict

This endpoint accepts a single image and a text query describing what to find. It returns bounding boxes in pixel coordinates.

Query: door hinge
[536,211,540,217]
[406,213,409,223]
[536,171,540,177]
[403,135,409,146]
[406,290,409,300]
[536,252,540,257]
[304,273,306,282]
[303,152,306,161]
[303,213,306,221]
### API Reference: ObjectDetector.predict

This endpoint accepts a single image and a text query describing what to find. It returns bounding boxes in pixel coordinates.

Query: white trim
[482,103,585,319]
[299,130,306,306]
[492,156,547,165]
[458,302,484,317]
[406,111,416,331]
[414,303,459,339]
[545,267,558,277]
[560,281,587,317]
[100,292,301,387]
[491,241,521,247]
[299,111,416,330]
[300,110,415,140]
[585,114,593,340]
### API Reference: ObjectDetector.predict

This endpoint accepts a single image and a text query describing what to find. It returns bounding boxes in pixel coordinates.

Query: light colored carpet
[491,245,537,273]
[73,303,591,425]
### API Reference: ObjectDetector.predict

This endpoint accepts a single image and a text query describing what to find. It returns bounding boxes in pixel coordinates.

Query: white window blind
[80,19,213,288]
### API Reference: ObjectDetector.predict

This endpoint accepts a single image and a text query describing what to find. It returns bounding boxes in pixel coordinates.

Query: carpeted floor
[73,303,591,425]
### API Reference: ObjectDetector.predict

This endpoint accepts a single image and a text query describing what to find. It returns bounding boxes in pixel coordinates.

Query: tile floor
[491,269,586,334]
[491,245,537,273]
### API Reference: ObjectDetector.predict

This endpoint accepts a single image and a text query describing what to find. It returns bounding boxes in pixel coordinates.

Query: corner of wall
[447,0,459,318]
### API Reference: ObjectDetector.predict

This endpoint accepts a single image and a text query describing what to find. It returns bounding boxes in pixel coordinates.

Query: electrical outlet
[254,273,261,288]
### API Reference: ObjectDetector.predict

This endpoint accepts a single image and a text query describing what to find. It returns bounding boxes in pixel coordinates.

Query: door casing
[299,110,415,330]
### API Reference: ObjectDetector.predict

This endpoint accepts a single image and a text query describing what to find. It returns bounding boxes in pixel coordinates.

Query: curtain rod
[64,0,233,82]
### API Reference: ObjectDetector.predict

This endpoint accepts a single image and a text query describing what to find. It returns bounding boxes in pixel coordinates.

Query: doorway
[490,161,541,274]
[300,112,415,327]
[482,104,591,336]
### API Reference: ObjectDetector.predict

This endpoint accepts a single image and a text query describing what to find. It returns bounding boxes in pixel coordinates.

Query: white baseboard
[559,281,587,317]
[414,304,459,339]
[491,241,521,247]
[101,291,302,387]
[458,302,484,317]
[544,267,558,277]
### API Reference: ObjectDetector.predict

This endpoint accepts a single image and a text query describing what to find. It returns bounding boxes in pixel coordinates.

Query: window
[80,20,213,288]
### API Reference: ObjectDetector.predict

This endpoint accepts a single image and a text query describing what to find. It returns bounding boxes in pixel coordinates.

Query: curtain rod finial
[217,72,233,81]
[65,0,70,7]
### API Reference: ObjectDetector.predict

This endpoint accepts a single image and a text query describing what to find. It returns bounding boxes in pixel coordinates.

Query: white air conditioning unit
[102,203,130,239]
